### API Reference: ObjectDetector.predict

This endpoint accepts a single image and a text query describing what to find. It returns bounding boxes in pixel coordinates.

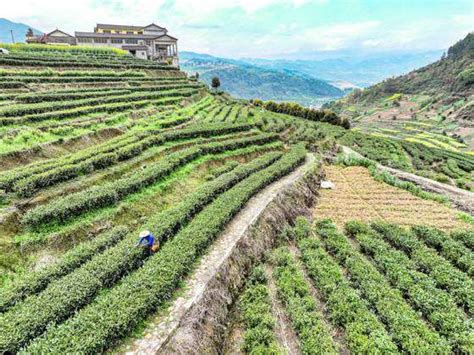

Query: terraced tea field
[0,44,472,354]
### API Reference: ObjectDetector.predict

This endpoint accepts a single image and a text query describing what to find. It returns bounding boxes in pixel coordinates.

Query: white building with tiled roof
[27,23,179,65]
[75,23,178,65]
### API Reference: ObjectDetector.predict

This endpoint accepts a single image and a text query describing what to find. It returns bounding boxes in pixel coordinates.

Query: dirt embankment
[380,165,474,215]
[123,154,322,354]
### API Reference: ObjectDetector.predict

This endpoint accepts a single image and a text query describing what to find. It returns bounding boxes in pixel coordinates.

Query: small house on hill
[26,29,75,45]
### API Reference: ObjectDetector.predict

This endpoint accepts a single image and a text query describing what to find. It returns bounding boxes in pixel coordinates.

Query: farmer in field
[136,230,159,255]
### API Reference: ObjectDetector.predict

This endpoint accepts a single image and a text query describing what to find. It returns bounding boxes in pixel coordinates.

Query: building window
[145,40,152,46]
[111,38,123,44]
[94,38,108,43]
[103,30,111,34]
[125,39,138,44]
[127,31,134,34]
[77,37,93,43]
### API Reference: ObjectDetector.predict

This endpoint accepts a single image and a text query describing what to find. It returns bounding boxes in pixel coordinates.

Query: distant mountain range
[180,51,345,107]
[0,18,42,44]
[327,33,474,150]
[242,50,443,88]
[181,49,443,107]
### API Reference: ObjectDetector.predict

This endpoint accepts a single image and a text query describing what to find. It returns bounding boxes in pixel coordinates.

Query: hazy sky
[4,0,473,58]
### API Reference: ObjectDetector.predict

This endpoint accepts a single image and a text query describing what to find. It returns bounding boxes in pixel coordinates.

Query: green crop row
[19,145,306,353]
[12,124,254,196]
[16,89,133,103]
[239,266,280,354]
[345,222,473,353]
[0,95,189,125]
[412,226,474,277]
[371,222,474,316]
[0,76,167,85]
[0,96,215,188]
[451,230,474,250]
[0,88,196,118]
[291,218,399,353]
[315,220,450,353]
[272,247,337,354]
[22,133,277,227]
[0,56,177,70]
[402,141,474,174]
[15,83,201,104]
[0,226,129,312]
[0,134,140,189]
[0,43,128,55]
[0,151,285,353]
[205,160,239,180]
[0,69,146,78]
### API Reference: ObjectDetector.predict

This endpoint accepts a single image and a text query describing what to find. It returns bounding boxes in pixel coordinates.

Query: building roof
[47,29,74,38]
[74,31,177,41]
[95,23,168,31]
[122,45,148,51]
[96,23,144,31]
[156,34,178,41]
[143,23,167,31]
[75,31,159,39]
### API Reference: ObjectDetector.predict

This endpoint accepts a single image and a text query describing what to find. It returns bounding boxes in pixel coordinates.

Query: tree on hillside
[211,76,221,90]
[26,28,34,38]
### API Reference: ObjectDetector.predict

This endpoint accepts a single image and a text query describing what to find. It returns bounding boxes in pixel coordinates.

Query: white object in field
[0,48,10,54]
[321,180,335,189]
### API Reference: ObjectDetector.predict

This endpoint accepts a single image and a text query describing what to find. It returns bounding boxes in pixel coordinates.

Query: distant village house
[26,23,179,66]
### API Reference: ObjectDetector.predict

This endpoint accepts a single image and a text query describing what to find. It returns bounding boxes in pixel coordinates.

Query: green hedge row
[252,99,350,129]
[0,88,196,118]
[412,225,474,277]
[16,83,201,103]
[239,266,280,353]
[0,96,188,125]
[345,222,473,353]
[272,247,338,354]
[0,134,139,190]
[22,133,277,227]
[0,56,177,70]
[13,124,254,196]
[0,151,286,353]
[0,226,129,312]
[22,145,306,353]
[451,230,474,250]
[0,76,168,85]
[371,222,474,316]
[292,218,399,353]
[316,220,450,353]
[0,69,145,77]
[0,96,215,189]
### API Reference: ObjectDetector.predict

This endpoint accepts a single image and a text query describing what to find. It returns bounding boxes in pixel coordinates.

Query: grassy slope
[326,33,474,151]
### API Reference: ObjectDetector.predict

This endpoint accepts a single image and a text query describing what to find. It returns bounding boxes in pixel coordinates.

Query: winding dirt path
[123,154,317,354]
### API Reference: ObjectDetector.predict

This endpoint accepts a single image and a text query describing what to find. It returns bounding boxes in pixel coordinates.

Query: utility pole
[10,30,15,43]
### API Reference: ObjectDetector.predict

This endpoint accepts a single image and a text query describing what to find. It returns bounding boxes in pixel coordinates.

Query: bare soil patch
[314,165,470,230]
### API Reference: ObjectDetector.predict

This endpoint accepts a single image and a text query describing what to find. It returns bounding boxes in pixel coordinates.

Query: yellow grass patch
[314,166,469,231]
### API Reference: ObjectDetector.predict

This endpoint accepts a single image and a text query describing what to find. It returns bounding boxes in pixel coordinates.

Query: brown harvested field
[314,165,470,230]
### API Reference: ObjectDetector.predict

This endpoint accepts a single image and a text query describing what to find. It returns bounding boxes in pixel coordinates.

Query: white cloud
[3,0,471,58]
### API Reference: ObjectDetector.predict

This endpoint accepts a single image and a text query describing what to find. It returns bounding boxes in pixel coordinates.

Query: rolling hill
[326,33,474,152]
[180,51,345,107]
[243,49,442,88]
